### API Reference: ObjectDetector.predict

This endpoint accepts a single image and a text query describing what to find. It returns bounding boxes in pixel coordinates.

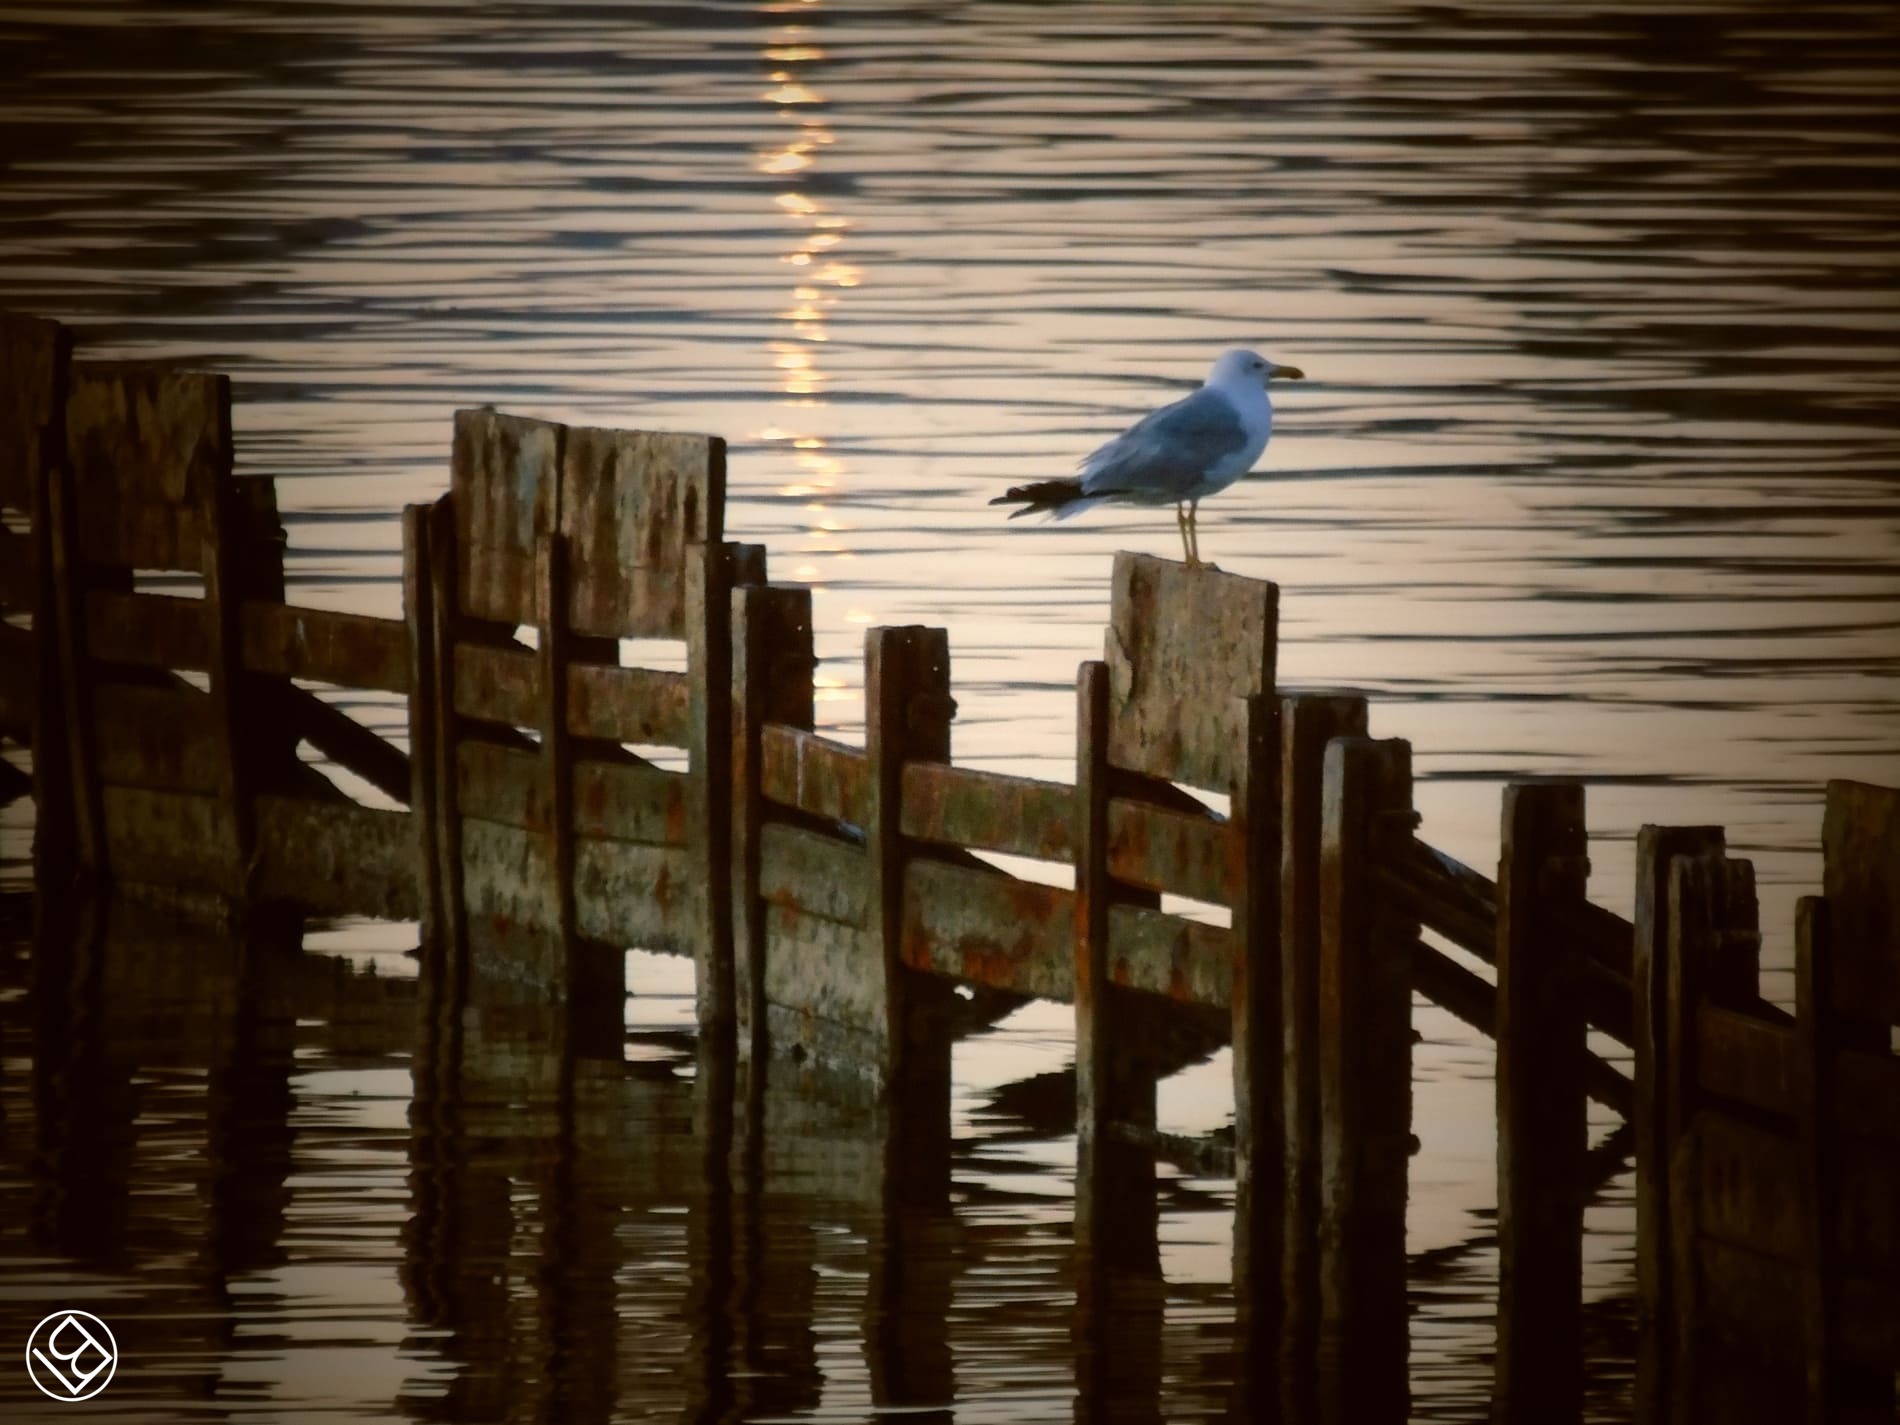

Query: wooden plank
[1698,1001,1797,1119]
[558,423,723,641]
[452,640,540,728]
[759,820,869,927]
[1278,691,1368,1388]
[100,783,238,894]
[1697,1108,1804,1259]
[283,685,410,805]
[574,758,691,846]
[1105,795,1228,904]
[1631,823,1726,1424]
[82,589,209,670]
[761,903,880,1065]
[1316,735,1414,1423]
[455,639,691,745]
[760,722,870,825]
[91,681,223,793]
[253,794,419,921]
[900,856,1073,1000]
[240,601,410,693]
[568,661,690,747]
[1106,901,1232,1007]
[1823,780,1900,1024]
[0,526,34,609]
[452,407,562,628]
[573,836,696,953]
[1494,780,1589,1425]
[0,311,68,513]
[66,365,230,573]
[1836,1043,1900,1144]
[731,582,814,1064]
[899,760,1074,862]
[1104,550,1277,791]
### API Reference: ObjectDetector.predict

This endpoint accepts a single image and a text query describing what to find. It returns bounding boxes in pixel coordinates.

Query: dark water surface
[2,2,1898,1419]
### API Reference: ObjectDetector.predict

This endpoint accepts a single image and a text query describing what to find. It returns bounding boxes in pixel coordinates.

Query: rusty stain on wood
[760,723,870,825]
[899,760,1074,862]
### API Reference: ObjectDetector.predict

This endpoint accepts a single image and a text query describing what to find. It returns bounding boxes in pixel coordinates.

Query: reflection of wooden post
[1630,823,1723,1421]
[1229,689,1282,1402]
[1277,691,1367,1403]
[1316,736,1414,1425]
[1493,780,1588,1425]
[729,583,814,1066]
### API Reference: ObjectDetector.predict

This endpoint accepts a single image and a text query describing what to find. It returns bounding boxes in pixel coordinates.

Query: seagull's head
[1209,348,1305,390]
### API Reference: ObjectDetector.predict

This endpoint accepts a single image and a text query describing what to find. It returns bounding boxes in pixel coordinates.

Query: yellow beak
[1268,364,1305,381]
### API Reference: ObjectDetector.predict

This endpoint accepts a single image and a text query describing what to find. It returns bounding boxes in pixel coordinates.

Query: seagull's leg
[1187,500,1201,566]
[1175,502,1193,565]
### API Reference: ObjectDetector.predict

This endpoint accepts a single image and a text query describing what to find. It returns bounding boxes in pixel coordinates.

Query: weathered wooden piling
[1492,779,1590,1424]
[1275,689,1368,1401]
[1317,735,1415,1425]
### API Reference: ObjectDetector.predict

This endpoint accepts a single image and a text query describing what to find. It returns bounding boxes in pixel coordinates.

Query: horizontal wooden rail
[84,589,412,694]
[453,740,691,847]
[284,685,410,805]
[899,761,1074,862]
[759,723,869,825]
[454,641,690,746]
[1383,835,1637,1048]
[1106,796,1228,905]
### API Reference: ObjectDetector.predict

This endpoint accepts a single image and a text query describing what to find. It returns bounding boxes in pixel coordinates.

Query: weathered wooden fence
[3,309,1894,1422]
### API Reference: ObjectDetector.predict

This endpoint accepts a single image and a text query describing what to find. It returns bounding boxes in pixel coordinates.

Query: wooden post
[1316,735,1415,1425]
[191,377,260,901]
[1493,780,1589,1425]
[1277,691,1368,1394]
[426,494,470,1004]
[1631,823,1724,1422]
[1793,895,1840,1425]
[1073,659,1159,1211]
[43,401,106,882]
[863,625,955,1153]
[729,582,813,1066]
[534,531,583,973]
[17,315,75,885]
[689,540,764,1044]
[402,504,442,957]
[1229,689,1283,1401]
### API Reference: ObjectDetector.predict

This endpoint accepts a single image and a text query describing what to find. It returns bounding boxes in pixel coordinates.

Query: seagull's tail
[990,478,1103,522]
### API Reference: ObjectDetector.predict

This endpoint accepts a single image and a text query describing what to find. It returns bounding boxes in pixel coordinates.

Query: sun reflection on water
[754,1,861,642]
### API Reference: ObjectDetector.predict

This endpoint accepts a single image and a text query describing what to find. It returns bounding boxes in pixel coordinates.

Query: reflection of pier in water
[10,900,1256,1421]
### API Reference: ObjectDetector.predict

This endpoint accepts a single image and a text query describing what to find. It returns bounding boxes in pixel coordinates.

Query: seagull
[990,348,1304,568]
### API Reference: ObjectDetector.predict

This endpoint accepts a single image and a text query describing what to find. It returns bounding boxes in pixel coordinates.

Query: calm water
[2,1,1898,1419]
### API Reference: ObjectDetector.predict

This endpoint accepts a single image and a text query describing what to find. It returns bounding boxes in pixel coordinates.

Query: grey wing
[1078,388,1249,500]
